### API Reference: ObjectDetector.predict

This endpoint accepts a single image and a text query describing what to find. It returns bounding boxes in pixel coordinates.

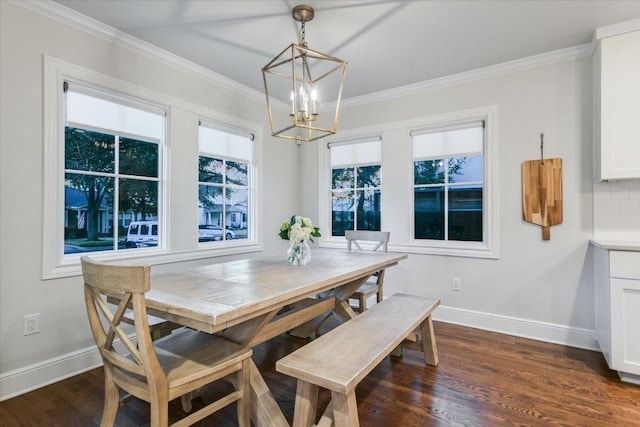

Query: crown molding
[17,0,596,112]
[594,18,640,41]
[340,42,594,109]
[15,0,266,104]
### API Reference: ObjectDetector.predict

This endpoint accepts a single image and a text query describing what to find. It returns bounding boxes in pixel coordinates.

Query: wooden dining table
[112,248,408,426]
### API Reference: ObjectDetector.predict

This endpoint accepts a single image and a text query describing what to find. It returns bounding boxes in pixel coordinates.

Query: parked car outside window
[198,225,235,242]
[126,221,158,248]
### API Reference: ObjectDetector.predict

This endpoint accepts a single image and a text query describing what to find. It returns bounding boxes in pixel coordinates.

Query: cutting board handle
[542,226,550,241]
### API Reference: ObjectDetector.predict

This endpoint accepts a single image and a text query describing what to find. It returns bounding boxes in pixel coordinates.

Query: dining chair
[345,230,391,313]
[81,256,252,427]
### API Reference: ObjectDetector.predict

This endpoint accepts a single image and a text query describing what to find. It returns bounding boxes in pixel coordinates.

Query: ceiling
[52,0,640,100]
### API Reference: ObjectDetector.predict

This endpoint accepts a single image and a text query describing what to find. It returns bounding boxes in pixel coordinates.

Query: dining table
[112,247,408,426]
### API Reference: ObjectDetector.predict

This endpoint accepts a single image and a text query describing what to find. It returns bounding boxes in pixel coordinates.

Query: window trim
[328,136,382,237]
[409,108,498,258]
[197,120,255,245]
[318,105,499,259]
[43,57,263,280]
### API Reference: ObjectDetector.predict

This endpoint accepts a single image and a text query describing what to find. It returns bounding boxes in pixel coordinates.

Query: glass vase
[287,240,311,266]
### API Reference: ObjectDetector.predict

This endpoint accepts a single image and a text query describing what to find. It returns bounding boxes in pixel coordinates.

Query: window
[329,138,381,236]
[63,83,165,254]
[412,121,484,243]
[198,121,253,243]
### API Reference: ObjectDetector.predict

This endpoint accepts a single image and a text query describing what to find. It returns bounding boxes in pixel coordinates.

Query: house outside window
[329,138,382,236]
[412,121,485,243]
[198,121,253,243]
[63,83,165,254]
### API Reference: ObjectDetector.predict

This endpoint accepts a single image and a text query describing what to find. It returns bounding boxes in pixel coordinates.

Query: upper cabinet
[594,27,640,181]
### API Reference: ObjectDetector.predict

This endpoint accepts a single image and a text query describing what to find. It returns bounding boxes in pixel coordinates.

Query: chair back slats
[345,230,390,253]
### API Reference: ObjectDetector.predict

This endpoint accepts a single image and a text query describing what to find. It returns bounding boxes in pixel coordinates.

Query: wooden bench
[276,293,440,427]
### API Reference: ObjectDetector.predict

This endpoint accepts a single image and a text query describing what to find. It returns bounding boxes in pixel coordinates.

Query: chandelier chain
[300,21,307,46]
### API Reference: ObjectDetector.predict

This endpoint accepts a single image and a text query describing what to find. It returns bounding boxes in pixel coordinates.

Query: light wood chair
[345,230,391,313]
[81,256,252,427]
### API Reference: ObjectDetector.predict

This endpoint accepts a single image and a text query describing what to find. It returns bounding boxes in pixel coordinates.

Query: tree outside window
[330,139,381,236]
[413,123,484,243]
[198,123,253,242]
[63,84,164,255]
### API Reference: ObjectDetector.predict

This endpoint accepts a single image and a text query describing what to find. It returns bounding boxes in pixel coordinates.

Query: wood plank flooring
[1,321,639,426]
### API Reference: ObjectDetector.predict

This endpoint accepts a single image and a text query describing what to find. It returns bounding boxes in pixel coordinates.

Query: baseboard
[433,305,599,351]
[0,343,103,402]
[1,306,599,402]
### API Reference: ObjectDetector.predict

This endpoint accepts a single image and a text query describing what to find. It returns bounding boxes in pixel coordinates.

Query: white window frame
[318,105,498,258]
[43,57,263,279]
[328,137,382,237]
[409,108,498,258]
[197,120,256,246]
[64,82,166,254]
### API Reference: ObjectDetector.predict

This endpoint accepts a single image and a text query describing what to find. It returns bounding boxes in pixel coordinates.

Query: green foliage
[279,215,321,242]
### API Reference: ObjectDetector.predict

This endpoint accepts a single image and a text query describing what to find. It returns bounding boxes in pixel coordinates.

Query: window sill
[320,239,498,259]
[42,242,262,280]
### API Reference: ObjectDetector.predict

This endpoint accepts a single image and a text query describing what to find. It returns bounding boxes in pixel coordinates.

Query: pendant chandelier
[262,5,347,143]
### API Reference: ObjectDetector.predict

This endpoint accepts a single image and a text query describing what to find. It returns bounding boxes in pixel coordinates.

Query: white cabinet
[593,29,640,181]
[593,245,640,384]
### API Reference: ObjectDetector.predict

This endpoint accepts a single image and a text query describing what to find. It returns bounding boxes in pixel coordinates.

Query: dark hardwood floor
[2,321,639,426]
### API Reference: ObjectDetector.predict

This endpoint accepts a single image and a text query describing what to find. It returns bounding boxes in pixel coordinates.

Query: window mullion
[114,135,120,250]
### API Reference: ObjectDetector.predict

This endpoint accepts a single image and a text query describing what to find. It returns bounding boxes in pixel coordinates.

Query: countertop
[590,239,640,252]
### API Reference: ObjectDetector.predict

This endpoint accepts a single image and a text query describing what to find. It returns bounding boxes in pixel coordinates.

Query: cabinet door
[599,30,640,180]
[610,278,640,375]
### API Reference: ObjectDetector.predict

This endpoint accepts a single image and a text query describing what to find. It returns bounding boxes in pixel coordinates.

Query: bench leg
[331,390,359,427]
[317,400,334,427]
[292,380,319,427]
[419,315,439,366]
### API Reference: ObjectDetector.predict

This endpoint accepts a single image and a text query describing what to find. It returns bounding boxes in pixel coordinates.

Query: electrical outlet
[451,277,462,291]
[24,313,40,335]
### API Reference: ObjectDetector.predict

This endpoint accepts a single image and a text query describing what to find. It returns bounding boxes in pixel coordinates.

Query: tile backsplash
[593,180,640,241]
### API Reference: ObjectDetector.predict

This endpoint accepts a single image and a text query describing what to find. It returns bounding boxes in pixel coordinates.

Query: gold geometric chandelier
[262,5,347,142]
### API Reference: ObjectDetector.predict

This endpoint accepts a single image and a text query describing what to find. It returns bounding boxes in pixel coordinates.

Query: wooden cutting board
[522,158,563,240]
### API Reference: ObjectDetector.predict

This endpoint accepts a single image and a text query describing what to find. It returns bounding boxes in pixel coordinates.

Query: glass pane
[199,156,223,183]
[332,189,355,236]
[357,165,381,188]
[198,185,224,241]
[414,187,444,240]
[225,188,248,240]
[414,160,445,185]
[64,173,115,254]
[65,127,115,173]
[119,137,158,177]
[119,178,158,249]
[356,189,381,231]
[448,186,483,241]
[332,168,354,189]
[449,155,483,183]
[226,160,248,186]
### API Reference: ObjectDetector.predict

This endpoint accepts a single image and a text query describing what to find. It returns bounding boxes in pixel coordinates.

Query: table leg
[249,359,289,427]
[289,275,370,338]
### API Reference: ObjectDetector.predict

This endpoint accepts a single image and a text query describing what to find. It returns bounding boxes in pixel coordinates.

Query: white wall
[0,2,299,399]
[0,0,608,401]
[302,57,596,348]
